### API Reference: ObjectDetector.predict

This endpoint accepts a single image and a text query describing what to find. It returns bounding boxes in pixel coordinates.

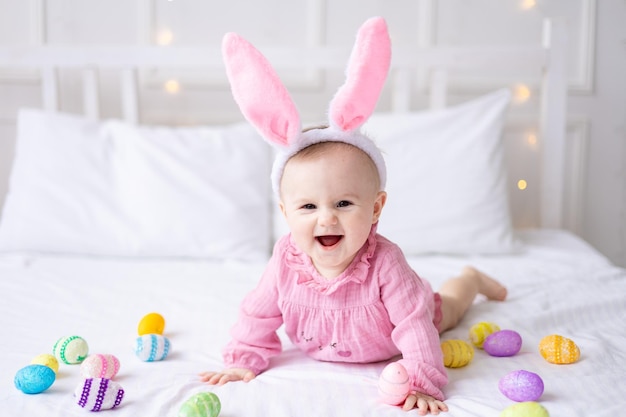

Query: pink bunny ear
[329,17,391,132]
[222,32,301,147]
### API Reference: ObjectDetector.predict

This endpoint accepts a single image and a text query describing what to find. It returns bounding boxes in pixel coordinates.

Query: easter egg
[75,378,124,411]
[377,362,410,405]
[31,353,59,374]
[469,322,500,348]
[498,370,544,402]
[178,392,221,417]
[500,401,549,417]
[14,364,56,394]
[441,339,474,368]
[484,330,523,357]
[135,334,171,362]
[80,354,121,379]
[53,335,89,364]
[138,312,166,336]
[539,334,580,364]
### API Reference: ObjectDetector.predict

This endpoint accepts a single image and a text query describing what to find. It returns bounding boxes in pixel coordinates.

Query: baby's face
[279,144,386,279]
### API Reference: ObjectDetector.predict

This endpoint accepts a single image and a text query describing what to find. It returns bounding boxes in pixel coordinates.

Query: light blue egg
[14,364,56,394]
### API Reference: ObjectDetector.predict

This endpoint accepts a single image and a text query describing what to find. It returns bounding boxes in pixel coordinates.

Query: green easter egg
[178,392,221,417]
[500,401,549,417]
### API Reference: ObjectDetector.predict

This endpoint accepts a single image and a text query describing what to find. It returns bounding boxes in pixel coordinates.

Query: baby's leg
[437,266,507,333]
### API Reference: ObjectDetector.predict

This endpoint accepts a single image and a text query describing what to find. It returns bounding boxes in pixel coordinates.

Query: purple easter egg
[484,330,523,357]
[498,370,544,402]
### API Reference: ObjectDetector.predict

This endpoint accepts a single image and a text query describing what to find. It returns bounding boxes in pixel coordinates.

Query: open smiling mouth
[316,235,343,247]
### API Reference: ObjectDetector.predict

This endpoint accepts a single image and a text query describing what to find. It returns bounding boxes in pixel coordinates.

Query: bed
[1,17,625,417]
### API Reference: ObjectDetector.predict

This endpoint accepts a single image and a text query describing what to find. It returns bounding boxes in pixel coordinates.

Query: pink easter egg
[80,354,120,379]
[378,362,410,405]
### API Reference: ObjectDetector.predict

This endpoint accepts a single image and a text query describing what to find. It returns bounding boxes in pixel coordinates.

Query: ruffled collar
[284,223,378,295]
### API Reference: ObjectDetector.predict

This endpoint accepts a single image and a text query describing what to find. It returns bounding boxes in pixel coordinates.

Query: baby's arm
[199,368,256,385]
[402,392,448,415]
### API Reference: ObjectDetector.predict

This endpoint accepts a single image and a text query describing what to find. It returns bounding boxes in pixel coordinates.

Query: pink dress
[222,225,448,400]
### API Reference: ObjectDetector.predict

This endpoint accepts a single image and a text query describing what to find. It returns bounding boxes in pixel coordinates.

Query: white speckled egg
[53,335,89,364]
[135,334,171,362]
[378,362,410,405]
[484,330,523,357]
[498,370,544,402]
[80,354,121,379]
[14,364,56,394]
[75,378,124,411]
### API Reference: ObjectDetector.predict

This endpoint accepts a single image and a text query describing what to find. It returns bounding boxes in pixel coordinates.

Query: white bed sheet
[1,229,625,417]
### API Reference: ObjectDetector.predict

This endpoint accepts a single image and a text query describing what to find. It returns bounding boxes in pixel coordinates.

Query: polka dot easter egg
[498,370,544,402]
[441,340,474,368]
[178,392,221,417]
[135,334,171,362]
[138,312,165,336]
[377,362,410,405]
[14,364,56,394]
[484,330,523,357]
[539,334,580,364]
[469,322,500,348]
[80,354,121,379]
[31,353,59,374]
[500,401,550,417]
[75,378,124,411]
[53,335,89,364]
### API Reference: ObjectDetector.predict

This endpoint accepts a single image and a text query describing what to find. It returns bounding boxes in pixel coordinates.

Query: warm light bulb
[156,29,174,46]
[164,79,180,94]
[520,0,536,10]
[527,133,538,151]
[513,84,531,103]
[517,179,528,190]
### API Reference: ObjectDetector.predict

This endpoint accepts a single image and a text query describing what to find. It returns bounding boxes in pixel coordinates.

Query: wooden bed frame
[0,18,568,229]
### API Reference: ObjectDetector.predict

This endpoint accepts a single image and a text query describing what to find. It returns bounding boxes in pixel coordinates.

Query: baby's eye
[336,200,352,208]
[301,203,316,210]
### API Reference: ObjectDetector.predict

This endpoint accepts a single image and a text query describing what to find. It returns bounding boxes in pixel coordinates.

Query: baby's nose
[318,208,338,226]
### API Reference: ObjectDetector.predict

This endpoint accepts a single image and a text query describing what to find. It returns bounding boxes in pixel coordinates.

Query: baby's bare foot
[462,266,507,301]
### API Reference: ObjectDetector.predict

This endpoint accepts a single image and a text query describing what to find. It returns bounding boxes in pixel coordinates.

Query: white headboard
[0,18,568,230]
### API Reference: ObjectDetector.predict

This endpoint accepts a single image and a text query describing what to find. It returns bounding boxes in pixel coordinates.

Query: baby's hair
[287,137,382,191]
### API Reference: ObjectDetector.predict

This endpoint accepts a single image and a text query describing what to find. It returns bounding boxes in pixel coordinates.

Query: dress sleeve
[378,246,448,401]
[222,241,285,375]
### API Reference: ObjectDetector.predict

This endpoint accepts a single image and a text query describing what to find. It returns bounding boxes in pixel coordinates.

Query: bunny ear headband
[222,16,391,194]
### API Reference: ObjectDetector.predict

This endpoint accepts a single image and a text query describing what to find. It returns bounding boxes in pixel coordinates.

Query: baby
[200,18,507,415]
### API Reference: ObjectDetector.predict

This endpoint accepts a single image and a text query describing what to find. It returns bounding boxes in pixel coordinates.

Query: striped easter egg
[539,334,580,364]
[135,334,171,362]
[75,378,124,411]
[80,354,121,379]
[441,340,474,368]
[178,392,221,417]
[469,322,500,348]
[53,335,89,364]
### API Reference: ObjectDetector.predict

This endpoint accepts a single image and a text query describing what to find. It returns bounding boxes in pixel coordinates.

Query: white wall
[0,0,624,267]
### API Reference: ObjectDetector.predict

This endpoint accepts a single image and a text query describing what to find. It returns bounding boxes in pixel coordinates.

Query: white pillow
[363,89,520,255]
[0,109,273,261]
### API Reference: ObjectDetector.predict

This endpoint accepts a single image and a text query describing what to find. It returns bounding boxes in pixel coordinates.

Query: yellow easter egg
[441,340,474,368]
[469,322,500,348]
[138,312,165,336]
[500,401,549,417]
[539,334,580,364]
[31,354,60,374]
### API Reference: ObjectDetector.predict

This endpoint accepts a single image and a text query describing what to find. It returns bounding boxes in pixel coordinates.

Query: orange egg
[441,339,474,368]
[539,334,580,364]
[138,312,165,336]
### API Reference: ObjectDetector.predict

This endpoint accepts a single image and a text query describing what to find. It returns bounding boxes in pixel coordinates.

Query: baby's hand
[199,368,256,385]
[402,392,448,415]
